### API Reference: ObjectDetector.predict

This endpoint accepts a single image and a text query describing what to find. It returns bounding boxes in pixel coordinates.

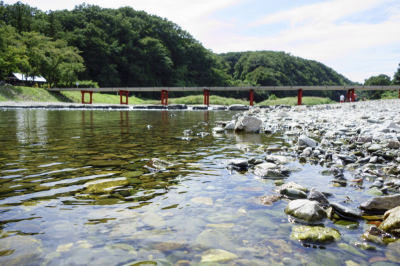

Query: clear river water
[0,109,397,266]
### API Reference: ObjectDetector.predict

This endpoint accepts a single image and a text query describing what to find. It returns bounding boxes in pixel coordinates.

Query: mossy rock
[122,171,144,178]
[290,226,341,244]
[85,178,129,194]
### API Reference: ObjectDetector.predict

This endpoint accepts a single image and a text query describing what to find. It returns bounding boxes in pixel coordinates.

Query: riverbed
[0,109,397,266]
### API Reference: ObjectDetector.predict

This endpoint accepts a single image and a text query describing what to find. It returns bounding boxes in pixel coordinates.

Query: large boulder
[290,226,341,244]
[379,206,400,233]
[234,116,262,133]
[285,199,327,223]
[360,194,400,212]
[298,135,316,147]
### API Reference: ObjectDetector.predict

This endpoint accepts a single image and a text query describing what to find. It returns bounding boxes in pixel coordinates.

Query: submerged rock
[200,249,238,263]
[285,199,327,223]
[379,206,400,233]
[85,177,129,194]
[0,236,43,266]
[338,243,366,258]
[290,226,341,244]
[360,194,400,212]
[386,240,400,263]
[191,197,213,206]
[234,116,262,133]
[144,158,174,170]
[86,159,129,167]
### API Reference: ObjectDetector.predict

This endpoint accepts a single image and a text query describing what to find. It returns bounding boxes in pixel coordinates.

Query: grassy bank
[1,86,336,106]
[258,96,335,106]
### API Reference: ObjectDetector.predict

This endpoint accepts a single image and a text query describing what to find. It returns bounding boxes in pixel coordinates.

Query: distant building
[6,73,47,87]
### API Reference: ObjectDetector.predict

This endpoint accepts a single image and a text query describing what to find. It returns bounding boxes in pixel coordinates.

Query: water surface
[0,109,395,266]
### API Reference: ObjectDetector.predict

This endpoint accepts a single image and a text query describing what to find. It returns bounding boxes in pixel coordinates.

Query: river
[0,109,396,266]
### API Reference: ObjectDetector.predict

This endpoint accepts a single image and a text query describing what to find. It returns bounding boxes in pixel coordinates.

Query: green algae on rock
[85,177,129,194]
[290,226,341,244]
[379,206,400,233]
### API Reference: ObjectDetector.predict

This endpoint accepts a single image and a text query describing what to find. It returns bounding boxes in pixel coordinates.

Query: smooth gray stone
[285,199,327,223]
[360,194,400,212]
[298,135,316,147]
[280,188,307,199]
[308,188,329,206]
[330,202,362,219]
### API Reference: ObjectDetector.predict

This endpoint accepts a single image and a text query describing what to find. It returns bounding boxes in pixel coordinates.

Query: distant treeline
[1,1,399,101]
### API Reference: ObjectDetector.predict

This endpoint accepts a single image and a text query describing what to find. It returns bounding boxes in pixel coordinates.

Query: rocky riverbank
[211,99,400,265]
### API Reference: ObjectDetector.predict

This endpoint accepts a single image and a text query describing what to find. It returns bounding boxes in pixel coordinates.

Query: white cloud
[206,0,400,83]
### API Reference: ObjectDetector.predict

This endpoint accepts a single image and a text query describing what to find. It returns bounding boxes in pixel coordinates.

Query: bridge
[48,86,400,106]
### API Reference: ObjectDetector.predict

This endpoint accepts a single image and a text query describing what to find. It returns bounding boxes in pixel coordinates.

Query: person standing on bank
[340,94,344,103]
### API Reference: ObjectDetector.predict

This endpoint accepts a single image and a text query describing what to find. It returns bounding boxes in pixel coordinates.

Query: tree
[364,74,392,99]
[37,39,85,87]
[393,64,400,85]
[0,25,28,80]
[20,31,50,81]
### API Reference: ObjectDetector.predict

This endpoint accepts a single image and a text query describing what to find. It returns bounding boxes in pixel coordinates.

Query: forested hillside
[1,1,362,101]
[219,51,359,100]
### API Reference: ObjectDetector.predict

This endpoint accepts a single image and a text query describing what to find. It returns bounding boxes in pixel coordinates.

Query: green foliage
[219,51,359,101]
[258,96,334,106]
[392,64,400,85]
[268,94,277,100]
[57,80,99,88]
[364,74,392,99]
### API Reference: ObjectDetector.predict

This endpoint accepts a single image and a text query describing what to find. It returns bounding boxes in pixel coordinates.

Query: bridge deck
[48,86,400,92]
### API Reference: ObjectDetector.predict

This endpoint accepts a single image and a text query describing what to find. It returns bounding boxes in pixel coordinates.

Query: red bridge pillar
[250,89,254,106]
[347,90,351,102]
[297,89,302,105]
[119,90,129,105]
[204,90,210,106]
[351,89,355,102]
[161,90,169,105]
[81,91,93,104]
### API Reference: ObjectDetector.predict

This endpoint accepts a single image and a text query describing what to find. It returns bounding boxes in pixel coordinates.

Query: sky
[4,0,400,83]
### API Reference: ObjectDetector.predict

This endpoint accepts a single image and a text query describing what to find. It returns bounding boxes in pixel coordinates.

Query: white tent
[10,73,47,82]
